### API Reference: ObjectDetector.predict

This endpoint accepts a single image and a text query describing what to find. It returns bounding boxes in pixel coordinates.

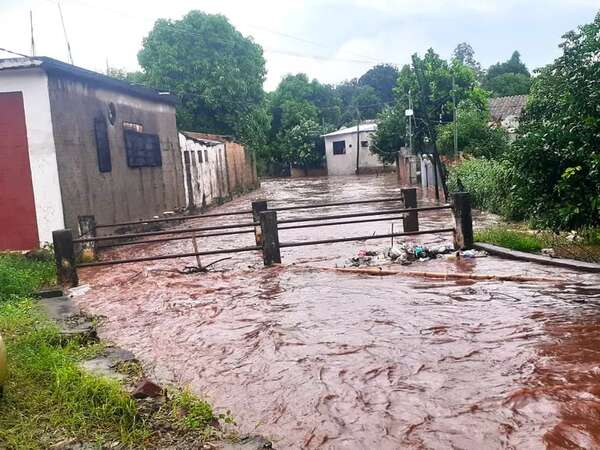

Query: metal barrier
[52,189,473,287]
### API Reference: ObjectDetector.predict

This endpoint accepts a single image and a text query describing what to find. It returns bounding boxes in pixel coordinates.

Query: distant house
[489,94,528,139]
[179,131,258,210]
[0,56,185,250]
[323,121,387,176]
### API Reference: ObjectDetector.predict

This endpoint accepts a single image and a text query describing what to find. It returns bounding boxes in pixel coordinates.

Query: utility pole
[355,108,360,175]
[57,1,74,65]
[452,74,458,156]
[408,89,413,152]
[30,10,35,56]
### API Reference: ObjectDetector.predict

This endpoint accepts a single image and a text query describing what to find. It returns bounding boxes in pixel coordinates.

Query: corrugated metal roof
[489,95,528,121]
[322,121,377,138]
[0,56,177,105]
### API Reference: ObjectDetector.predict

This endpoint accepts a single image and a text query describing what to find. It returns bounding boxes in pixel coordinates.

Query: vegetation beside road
[0,254,227,449]
[475,226,600,263]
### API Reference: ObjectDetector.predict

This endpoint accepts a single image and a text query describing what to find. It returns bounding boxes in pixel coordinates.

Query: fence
[52,189,473,287]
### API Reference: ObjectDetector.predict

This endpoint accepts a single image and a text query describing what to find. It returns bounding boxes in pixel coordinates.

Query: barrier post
[259,210,281,266]
[252,200,268,245]
[52,229,79,287]
[401,188,419,232]
[78,215,97,260]
[452,192,474,250]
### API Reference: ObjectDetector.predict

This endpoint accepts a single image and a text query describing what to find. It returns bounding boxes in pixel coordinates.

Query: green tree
[137,11,266,139]
[484,51,532,97]
[358,64,400,105]
[371,106,406,164]
[508,13,600,229]
[437,101,509,159]
[452,42,483,79]
[279,119,325,173]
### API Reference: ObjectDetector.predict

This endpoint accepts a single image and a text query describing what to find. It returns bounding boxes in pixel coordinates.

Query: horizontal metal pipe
[278,205,452,225]
[74,221,259,243]
[271,196,405,211]
[78,245,262,268]
[98,228,256,249]
[95,209,253,229]
[279,227,455,248]
[278,215,407,231]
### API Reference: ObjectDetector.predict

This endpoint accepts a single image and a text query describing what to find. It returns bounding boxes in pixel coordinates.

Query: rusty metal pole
[252,200,268,246]
[259,210,281,266]
[52,229,78,287]
[452,192,473,250]
[401,188,419,232]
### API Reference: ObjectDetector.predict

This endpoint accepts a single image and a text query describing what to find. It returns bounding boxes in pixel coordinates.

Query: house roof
[488,95,528,122]
[180,131,224,146]
[322,121,377,138]
[0,56,177,105]
[181,131,238,144]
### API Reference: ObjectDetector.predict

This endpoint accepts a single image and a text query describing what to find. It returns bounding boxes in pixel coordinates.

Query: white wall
[0,69,65,245]
[179,133,228,208]
[324,130,383,176]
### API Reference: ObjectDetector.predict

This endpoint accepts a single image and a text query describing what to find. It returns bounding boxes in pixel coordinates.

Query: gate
[52,188,473,287]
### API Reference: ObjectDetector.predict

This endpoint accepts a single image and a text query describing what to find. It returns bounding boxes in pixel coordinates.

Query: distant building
[0,56,185,250]
[323,121,387,176]
[179,131,258,210]
[489,94,528,139]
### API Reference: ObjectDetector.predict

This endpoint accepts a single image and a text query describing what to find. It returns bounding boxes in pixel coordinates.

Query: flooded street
[76,175,600,449]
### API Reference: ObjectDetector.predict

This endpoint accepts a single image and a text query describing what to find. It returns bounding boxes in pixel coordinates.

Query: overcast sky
[1,0,598,90]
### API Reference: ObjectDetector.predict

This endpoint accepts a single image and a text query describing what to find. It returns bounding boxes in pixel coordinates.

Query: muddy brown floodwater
[76,175,600,449]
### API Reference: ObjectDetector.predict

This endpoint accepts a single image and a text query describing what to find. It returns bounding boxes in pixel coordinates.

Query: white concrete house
[323,122,385,176]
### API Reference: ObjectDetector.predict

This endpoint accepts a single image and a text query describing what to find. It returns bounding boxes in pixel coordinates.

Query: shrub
[447,158,515,216]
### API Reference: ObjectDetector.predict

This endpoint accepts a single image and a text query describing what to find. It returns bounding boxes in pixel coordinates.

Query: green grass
[0,253,223,449]
[475,226,600,262]
[475,227,544,253]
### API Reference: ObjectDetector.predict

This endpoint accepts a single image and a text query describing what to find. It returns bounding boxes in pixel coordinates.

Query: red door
[0,92,39,250]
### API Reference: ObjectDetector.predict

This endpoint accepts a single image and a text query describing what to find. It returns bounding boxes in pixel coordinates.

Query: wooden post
[252,200,268,246]
[52,229,78,287]
[259,210,281,266]
[78,215,96,260]
[402,187,419,232]
[452,192,474,250]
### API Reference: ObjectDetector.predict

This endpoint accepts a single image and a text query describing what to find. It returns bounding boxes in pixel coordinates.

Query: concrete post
[78,215,96,260]
[259,210,281,266]
[402,187,419,232]
[452,192,474,250]
[52,229,79,288]
[252,200,268,246]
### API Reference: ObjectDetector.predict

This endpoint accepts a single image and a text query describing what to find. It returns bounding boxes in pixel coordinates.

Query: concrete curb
[474,242,600,273]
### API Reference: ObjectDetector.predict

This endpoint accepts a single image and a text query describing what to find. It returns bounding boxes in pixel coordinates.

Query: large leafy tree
[509,13,600,229]
[484,51,532,97]
[137,11,266,139]
[437,101,509,159]
[452,42,483,79]
[371,106,406,164]
[358,64,400,105]
[267,74,337,170]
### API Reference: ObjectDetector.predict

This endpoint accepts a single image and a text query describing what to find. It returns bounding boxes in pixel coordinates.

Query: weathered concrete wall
[325,130,384,176]
[47,74,185,233]
[179,133,229,209]
[0,68,65,245]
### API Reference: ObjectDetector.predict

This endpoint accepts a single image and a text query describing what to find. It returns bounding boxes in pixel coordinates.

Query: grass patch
[0,254,228,449]
[475,226,600,263]
[475,227,544,253]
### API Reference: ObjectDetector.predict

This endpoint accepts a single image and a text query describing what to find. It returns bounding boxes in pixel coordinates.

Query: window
[204,149,208,161]
[94,117,112,172]
[198,149,203,163]
[123,121,143,133]
[108,103,116,125]
[124,129,162,168]
[332,140,346,155]
[361,140,369,148]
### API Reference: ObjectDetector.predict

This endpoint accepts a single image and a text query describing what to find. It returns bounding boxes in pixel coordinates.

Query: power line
[0,47,30,58]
